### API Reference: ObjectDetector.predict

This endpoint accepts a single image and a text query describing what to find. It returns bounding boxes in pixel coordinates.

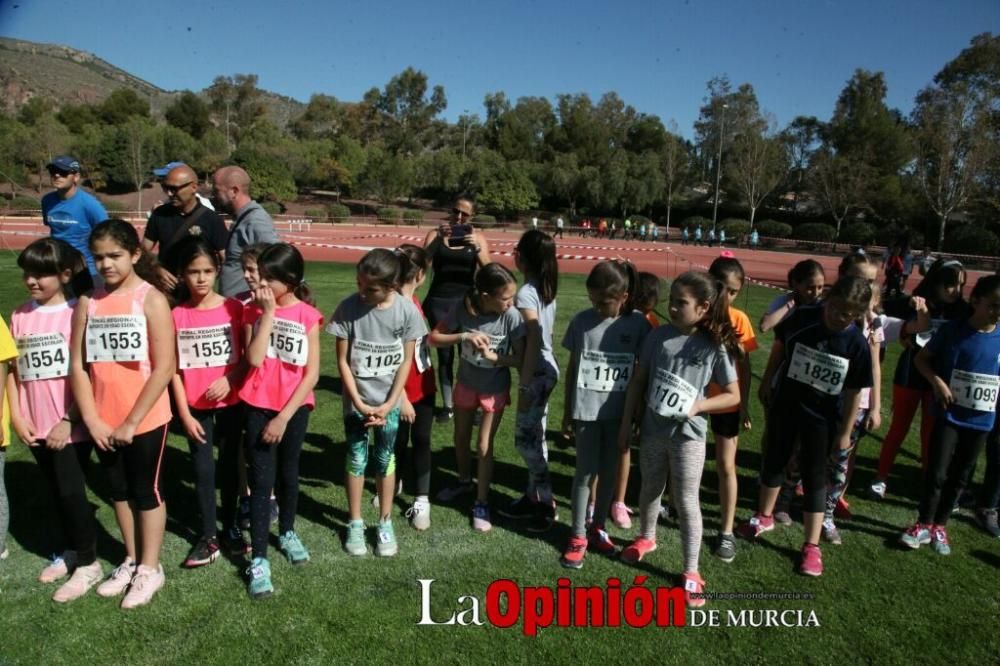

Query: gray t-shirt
[563,310,652,421]
[442,303,524,394]
[221,201,280,297]
[327,293,427,412]
[638,325,737,442]
[516,281,558,378]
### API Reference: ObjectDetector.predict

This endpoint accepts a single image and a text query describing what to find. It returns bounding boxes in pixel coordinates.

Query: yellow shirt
[0,315,19,448]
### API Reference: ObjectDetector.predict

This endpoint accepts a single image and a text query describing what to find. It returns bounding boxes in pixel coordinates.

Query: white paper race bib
[460,331,507,368]
[415,337,432,374]
[648,368,698,419]
[950,370,999,412]
[577,350,633,392]
[351,338,403,377]
[915,318,948,348]
[787,344,849,395]
[85,315,148,363]
[177,324,236,370]
[266,318,308,367]
[16,333,70,381]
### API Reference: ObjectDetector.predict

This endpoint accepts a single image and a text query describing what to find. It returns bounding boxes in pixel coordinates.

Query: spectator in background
[917,247,936,276]
[707,227,716,247]
[750,229,760,250]
[623,218,632,240]
[694,225,703,245]
[148,161,214,215]
[608,220,616,239]
[555,216,565,239]
[651,223,659,242]
[41,155,107,278]
[598,218,608,238]
[900,241,914,291]
[719,228,727,247]
[211,165,281,297]
[682,226,690,245]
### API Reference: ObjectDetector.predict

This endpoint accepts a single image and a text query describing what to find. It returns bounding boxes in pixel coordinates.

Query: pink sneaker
[52,562,103,603]
[96,559,135,598]
[120,564,165,609]
[610,502,632,529]
[39,551,76,584]
[799,543,823,577]
[736,513,775,540]
[620,537,657,564]
[586,525,616,555]
[681,571,706,608]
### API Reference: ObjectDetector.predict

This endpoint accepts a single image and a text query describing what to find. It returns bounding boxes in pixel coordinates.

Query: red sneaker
[587,524,615,554]
[799,543,823,577]
[620,537,657,564]
[560,536,587,569]
[681,571,706,608]
[736,513,775,540]
[834,497,852,521]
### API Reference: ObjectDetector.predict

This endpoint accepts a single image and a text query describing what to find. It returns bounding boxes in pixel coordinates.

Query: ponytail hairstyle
[826,275,874,314]
[913,258,966,306]
[672,271,742,360]
[240,242,271,268]
[708,255,746,290]
[257,242,315,306]
[465,262,518,316]
[395,244,429,287]
[18,237,91,297]
[357,248,401,294]
[585,260,638,315]
[89,219,159,287]
[172,237,223,304]
[837,249,878,279]
[635,272,662,315]
[787,259,824,291]
[515,229,558,304]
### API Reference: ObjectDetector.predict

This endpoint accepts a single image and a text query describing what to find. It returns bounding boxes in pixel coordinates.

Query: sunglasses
[452,208,471,218]
[48,168,74,177]
[162,181,194,195]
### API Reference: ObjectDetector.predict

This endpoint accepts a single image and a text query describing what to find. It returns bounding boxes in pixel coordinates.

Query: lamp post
[711,103,728,233]
[461,109,470,161]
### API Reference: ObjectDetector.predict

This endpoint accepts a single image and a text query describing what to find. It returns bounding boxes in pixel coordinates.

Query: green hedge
[377,207,402,222]
[9,196,40,211]
[304,208,327,220]
[261,201,282,216]
[681,215,711,229]
[327,203,351,222]
[943,224,1000,256]
[755,219,792,238]
[402,209,425,224]
[793,223,837,243]
[840,222,876,246]
[473,214,496,226]
[718,218,750,237]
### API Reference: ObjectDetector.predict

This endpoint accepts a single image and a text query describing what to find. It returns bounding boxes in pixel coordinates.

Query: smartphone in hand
[447,224,473,247]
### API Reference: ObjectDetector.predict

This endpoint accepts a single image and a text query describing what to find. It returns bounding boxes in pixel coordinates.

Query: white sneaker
[406,498,431,531]
[53,562,103,603]
[869,480,887,500]
[39,551,77,583]
[96,559,136,598]
[120,564,165,609]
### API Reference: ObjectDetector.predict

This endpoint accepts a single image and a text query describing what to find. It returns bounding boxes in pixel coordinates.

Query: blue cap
[47,155,80,172]
[152,161,187,177]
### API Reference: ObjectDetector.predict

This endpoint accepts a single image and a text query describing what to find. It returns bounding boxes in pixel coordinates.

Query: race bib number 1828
[786,345,849,395]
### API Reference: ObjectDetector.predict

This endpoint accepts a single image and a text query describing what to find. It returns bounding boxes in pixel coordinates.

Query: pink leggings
[876,385,935,479]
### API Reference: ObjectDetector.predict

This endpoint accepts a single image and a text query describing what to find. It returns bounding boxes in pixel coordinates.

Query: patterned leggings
[345,408,401,478]
[514,373,557,503]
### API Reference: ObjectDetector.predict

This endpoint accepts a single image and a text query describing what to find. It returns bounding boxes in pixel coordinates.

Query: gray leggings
[638,433,705,573]
[570,419,619,536]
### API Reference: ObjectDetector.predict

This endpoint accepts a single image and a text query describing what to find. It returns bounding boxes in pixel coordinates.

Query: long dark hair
[395,244,429,286]
[672,271,742,359]
[89,219,159,287]
[826,275,874,313]
[635,272,662,315]
[516,229,558,304]
[970,274,1000,302]
[173,237,222,304]
[913,258,966,306]
[357,248,401,292]
[788,259,824,291]
[709,256,746,290]
[257,243,314,306]
[466,262,517,316]
[586,260,638,315]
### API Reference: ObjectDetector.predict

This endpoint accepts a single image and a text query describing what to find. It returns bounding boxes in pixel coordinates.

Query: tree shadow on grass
[969,549,1000,569]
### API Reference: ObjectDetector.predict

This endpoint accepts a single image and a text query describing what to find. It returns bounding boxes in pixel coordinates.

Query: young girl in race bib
[738,275,873,578]
[239,243,321,598]
[560,260,651,569]
[235,243,270,306]
[617,271,741,606]
[330,249,426,556]
[429,263,524,532]
[392,245,437,530]
[901,275,1000,554]
[758,259,825,333]
[706,256,758,564]
[9,239,98,601]
[69,220,175,609]
[170,239,248,567]
[500,230,560,532]
[871,259,969,500]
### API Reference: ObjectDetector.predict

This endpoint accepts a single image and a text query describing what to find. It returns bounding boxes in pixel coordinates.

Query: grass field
[0,255,996,665]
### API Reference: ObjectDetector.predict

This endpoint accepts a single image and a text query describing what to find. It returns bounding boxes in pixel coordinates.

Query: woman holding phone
[423,198,492,425]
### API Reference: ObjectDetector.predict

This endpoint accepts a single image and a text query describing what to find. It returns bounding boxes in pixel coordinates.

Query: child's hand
[110,421,137,448]
[687,400,702,419]
[262,414,288,444]
[11,414,37,446]
[758,383,772,411]
[865,410,882,432]
[365,415,387,428]
[45,419,72,451]
[204,376,232,403]
[741,407,752,432]
[931,378,954,410]
[910,296,928,315]
[87,417,115,451]
[255,284,276,314]
[400,399,416,424]
[182,414,207,444]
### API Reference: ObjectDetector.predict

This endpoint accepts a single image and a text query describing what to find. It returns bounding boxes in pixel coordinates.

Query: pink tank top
[173,298,244,410]
[11,300,86,443]
[86,281,172,433]
[239,301,323,412]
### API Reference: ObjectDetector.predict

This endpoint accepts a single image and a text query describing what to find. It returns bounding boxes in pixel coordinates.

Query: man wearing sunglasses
[149,161,215,214]
[143,164,228,291]
[41,155,108,277]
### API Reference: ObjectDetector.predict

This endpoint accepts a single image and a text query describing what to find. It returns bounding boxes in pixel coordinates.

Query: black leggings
[981,419,1000,510]
[245,405,309,559]
[393,394,435,497]
[423,296,463,410]
[96,424,168,511]
[30,442,97,566]
[187,405,242,539]
[761,405,832,514]
[919,419,988,526]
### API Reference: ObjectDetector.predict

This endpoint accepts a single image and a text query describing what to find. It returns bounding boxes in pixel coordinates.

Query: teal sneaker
[345,520,367,556]
[376,519,398,557]
[279,531,310,565]
[246,557,273,600]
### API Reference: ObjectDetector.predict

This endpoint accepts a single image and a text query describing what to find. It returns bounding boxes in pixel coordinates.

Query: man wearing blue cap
[151,161,214,212]
[41,155,108,277]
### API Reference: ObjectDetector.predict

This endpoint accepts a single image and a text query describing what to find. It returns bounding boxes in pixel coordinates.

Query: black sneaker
[976,508,1000,538]
[238,497,251,530]
[435,408,454,424]
[222,525,251,556]
[269,498,279,525]
[184,537,221,568]
[498,495,537,520]
[526,501,557,533]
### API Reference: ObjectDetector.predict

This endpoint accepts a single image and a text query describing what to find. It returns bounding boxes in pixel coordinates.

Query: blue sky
[1,0,997,139]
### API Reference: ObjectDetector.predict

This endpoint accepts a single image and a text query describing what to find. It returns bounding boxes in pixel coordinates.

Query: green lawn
[0,255,996,664]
